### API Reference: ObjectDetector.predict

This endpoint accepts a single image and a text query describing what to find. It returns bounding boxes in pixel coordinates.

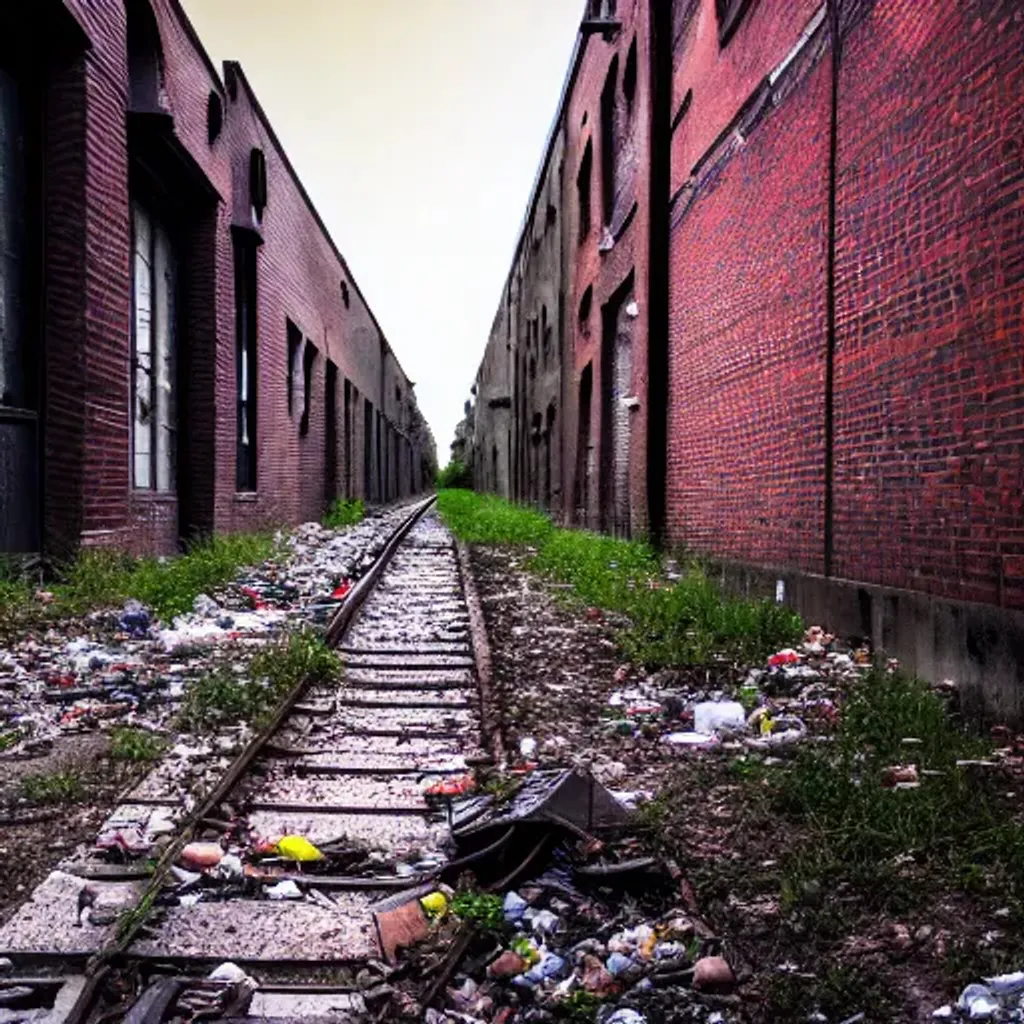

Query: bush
[436,460,473,490]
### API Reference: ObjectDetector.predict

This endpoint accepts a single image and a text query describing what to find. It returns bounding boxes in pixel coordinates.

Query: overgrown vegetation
[109,727,166,763]
[178,629,340,733]
[0,531,276,632]
[20,770,84,805]
[323,498,365,529]
[437,489,801,668]
[642,671,1024,1014]
[436,459,473,490]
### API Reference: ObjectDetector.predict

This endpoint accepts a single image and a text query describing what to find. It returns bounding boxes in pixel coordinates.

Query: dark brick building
[465,0,1024,721]
[0,0,432,561]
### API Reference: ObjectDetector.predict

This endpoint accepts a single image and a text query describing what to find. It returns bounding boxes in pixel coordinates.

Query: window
[300,340,317,437]
[623,37,637,107]
[233,233,258,490]
[577,140,593,242]
[579,285,593,331]
[207,91,223,144]
[541,305,551,367]
[131,202,177,492]
[249,148,267,223]
[716,0,753,46]
[601,56,619,226]
[340,279,350,308]
[286,320,301,416]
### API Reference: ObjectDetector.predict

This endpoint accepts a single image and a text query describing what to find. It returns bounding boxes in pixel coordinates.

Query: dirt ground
[468,543,1024,1024]
[0,731,150,929]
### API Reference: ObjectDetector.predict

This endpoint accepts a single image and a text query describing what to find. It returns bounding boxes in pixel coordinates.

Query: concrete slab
[130,893,380,961]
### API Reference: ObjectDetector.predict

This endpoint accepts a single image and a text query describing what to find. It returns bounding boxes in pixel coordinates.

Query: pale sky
[180,0,584,459]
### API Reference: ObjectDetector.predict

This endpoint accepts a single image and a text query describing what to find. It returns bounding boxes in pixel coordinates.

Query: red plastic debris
[239,586,267,610]
[331,580,352,601]
[768,649,800,667]
[424,774,476,798]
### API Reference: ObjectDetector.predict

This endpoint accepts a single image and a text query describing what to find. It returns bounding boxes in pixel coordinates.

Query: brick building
[0,0,432,561]
[465,0,1024,721]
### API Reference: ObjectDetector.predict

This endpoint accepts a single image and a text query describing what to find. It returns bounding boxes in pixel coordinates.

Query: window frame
[130,201,177,493]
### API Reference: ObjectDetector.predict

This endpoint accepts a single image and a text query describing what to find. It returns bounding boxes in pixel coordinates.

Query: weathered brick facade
[465,0,1024,719]
[0,0,431,561]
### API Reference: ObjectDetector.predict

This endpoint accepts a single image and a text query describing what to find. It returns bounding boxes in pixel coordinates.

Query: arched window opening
[600,55,619,226]
[250,148,267,223]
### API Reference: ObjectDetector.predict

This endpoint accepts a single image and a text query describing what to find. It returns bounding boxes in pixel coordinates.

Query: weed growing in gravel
[109,727,166,762]
[450,890,505,930]
[179,630,339,733]
[323,498,365,529]
[20,770,84,805]
[437,489,801,668]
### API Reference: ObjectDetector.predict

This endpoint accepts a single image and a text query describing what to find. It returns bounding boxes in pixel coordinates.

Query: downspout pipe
[824,0,841,577]
[647,0,672,548]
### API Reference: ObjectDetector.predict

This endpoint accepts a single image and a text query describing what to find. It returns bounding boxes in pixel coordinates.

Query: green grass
[773,671,1024,911]
[438,489,553,547]
[20,770,84,805]
[437,489,801,668]
[178,629,340,733]
[323,498,365,529]
[109,727,166,762]
[0,532,277,629]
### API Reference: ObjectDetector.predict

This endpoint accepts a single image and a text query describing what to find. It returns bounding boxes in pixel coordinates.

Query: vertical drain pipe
[646,0,672,548]
[823,0,841,578]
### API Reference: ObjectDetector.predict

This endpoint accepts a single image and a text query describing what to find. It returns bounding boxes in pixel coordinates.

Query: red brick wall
[832,0,1024,610]
[34,0,422,556]
[665,47,831,572]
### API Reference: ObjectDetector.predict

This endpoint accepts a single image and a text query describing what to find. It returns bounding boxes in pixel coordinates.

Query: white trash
[693,701,747,736]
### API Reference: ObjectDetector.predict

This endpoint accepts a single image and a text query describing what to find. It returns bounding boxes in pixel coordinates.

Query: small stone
[488,950,528,978]
[581,954,618,996]
[692,956,735,993]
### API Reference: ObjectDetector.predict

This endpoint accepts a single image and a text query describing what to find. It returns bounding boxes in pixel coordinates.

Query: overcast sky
[180,0,583,459]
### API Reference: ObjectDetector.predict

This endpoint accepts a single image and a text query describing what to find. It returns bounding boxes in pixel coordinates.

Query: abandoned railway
[0,498,507,1017]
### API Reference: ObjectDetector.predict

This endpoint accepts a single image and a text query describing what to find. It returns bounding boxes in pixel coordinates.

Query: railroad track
[0,496,493,1022]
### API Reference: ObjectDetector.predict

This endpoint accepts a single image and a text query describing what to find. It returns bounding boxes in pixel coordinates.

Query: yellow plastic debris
[275,835,325,862]
[420,891,449,918]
